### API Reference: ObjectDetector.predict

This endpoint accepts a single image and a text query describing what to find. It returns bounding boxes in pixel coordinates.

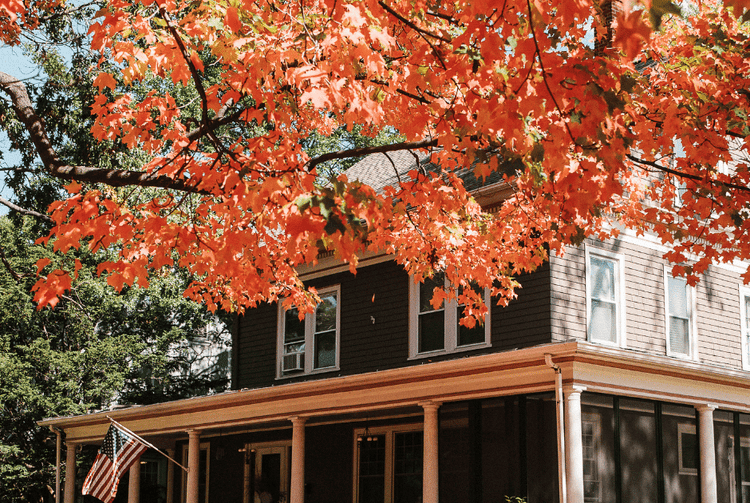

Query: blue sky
[0,45,41,215]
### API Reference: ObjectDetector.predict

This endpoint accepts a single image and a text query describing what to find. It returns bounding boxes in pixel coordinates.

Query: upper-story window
[408,274,491,358]
[277,285,340,377]
[741,287,750,370]
[664,270,695,358]
[586,248,625,346]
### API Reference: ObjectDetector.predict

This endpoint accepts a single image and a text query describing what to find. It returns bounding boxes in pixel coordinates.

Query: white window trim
[408,277,491,359]
[664,267,698,360]
[677,423,698,476]
[584,246,627,348]
[352,423,423,503]
[741,285,750,371]
[277,285,341,378]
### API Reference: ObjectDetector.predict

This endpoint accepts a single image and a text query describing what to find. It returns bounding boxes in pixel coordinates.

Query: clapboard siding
[235,259,555,389]
[550,238,746,369]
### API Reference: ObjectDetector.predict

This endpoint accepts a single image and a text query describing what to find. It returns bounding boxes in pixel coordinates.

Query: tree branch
[626,153,750,193]
[305,139,438,171]
[0,243,22,281]
[377,1,452,42]
[0,71,209,194]
[0,196,53,222]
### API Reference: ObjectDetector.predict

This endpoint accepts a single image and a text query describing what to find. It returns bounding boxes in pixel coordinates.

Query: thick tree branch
[0,71,209,194]
[0,196,53,222]
[626,153,750,193]
[305,139,439,171]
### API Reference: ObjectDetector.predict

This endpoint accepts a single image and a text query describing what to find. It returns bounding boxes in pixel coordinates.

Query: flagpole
[107,416,189,473]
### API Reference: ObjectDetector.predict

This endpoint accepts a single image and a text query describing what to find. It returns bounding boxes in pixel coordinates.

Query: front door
[243,444,291,503]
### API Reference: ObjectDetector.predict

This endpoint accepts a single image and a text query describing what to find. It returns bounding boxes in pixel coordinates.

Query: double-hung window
[586,248,625,346]
[408,274,490,358]
[278,285,340,377]
[664,270,695,358]
[741,287,750,370]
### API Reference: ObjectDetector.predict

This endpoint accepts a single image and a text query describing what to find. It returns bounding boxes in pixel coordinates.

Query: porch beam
[290,416,307,503]
[186,430,201,503]
[564,385,586,503]
[420,401,441,503]
[128,457,141,503]
[697,404,718,503]
[64,441,77,503]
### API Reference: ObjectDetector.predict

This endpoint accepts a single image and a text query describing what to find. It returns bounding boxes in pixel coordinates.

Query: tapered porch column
[697,405,718,503]
[186,430,202,503]
[290,417,307,503]
[564,385,586,503]
[420,401,441,503]
[128,457,141,503]
[166,448,175,503]
[64,442,77,503]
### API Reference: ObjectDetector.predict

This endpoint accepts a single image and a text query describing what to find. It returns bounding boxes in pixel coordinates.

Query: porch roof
[40,340,750,444]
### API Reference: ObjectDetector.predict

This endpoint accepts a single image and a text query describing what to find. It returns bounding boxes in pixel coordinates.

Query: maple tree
[1,0,750,316]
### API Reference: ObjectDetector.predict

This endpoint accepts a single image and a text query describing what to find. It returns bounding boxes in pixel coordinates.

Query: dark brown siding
[235,260,554,390]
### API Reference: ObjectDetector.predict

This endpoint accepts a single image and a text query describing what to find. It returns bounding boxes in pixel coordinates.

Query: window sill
[275,366,340,380]
[408,342,491,361]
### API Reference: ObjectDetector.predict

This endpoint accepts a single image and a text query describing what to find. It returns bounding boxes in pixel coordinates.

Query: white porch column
[186,430,201,503]
[166,448,175,503]
[564,385,586,503]
[128,457,141,503]
[290,417,307,503]
[64,442,77,503]
[697,405,718,503]
[420,401,441,503]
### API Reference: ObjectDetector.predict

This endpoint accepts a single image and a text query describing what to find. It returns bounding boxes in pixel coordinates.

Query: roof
[344,149,506,196]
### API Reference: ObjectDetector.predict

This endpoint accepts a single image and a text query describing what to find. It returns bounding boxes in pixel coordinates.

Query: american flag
[82,423,148,503]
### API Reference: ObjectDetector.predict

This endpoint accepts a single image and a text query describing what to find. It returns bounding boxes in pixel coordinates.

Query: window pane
[314,330,336,369]
[315,293,337,332]
[284,308,305,343]
[590,300,617,344]
[458,306,485,346]
[359,435,386,503]
[419,311,444,352]
[668,276,688,318]
[394,432,423,503]
[457,283,485,346]
[590,257,615,302]
[420,275,444,313]
[680,432,698,471]
[670,317,689,355]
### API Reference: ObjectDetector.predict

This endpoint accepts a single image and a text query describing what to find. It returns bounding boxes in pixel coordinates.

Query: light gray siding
[551,237,746,370]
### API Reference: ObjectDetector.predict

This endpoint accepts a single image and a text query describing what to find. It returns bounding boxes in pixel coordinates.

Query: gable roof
[344,148,509,206]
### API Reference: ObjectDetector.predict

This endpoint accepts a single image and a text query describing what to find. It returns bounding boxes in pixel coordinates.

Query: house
[40,150,750,503]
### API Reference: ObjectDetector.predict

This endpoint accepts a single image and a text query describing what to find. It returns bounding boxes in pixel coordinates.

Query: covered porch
[40,341,750,503]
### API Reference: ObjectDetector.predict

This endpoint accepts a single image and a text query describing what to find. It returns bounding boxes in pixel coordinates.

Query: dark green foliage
[0,216,230,502]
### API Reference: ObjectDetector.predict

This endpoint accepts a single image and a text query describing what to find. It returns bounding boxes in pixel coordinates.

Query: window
[586,248,625,346]
[741,287,750,370]
[678,423,698,475]
[408,274,490,358]
[582,413,602,503]
[277,285,340,377]
[665,270,695,358]
[354,425,423,503]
